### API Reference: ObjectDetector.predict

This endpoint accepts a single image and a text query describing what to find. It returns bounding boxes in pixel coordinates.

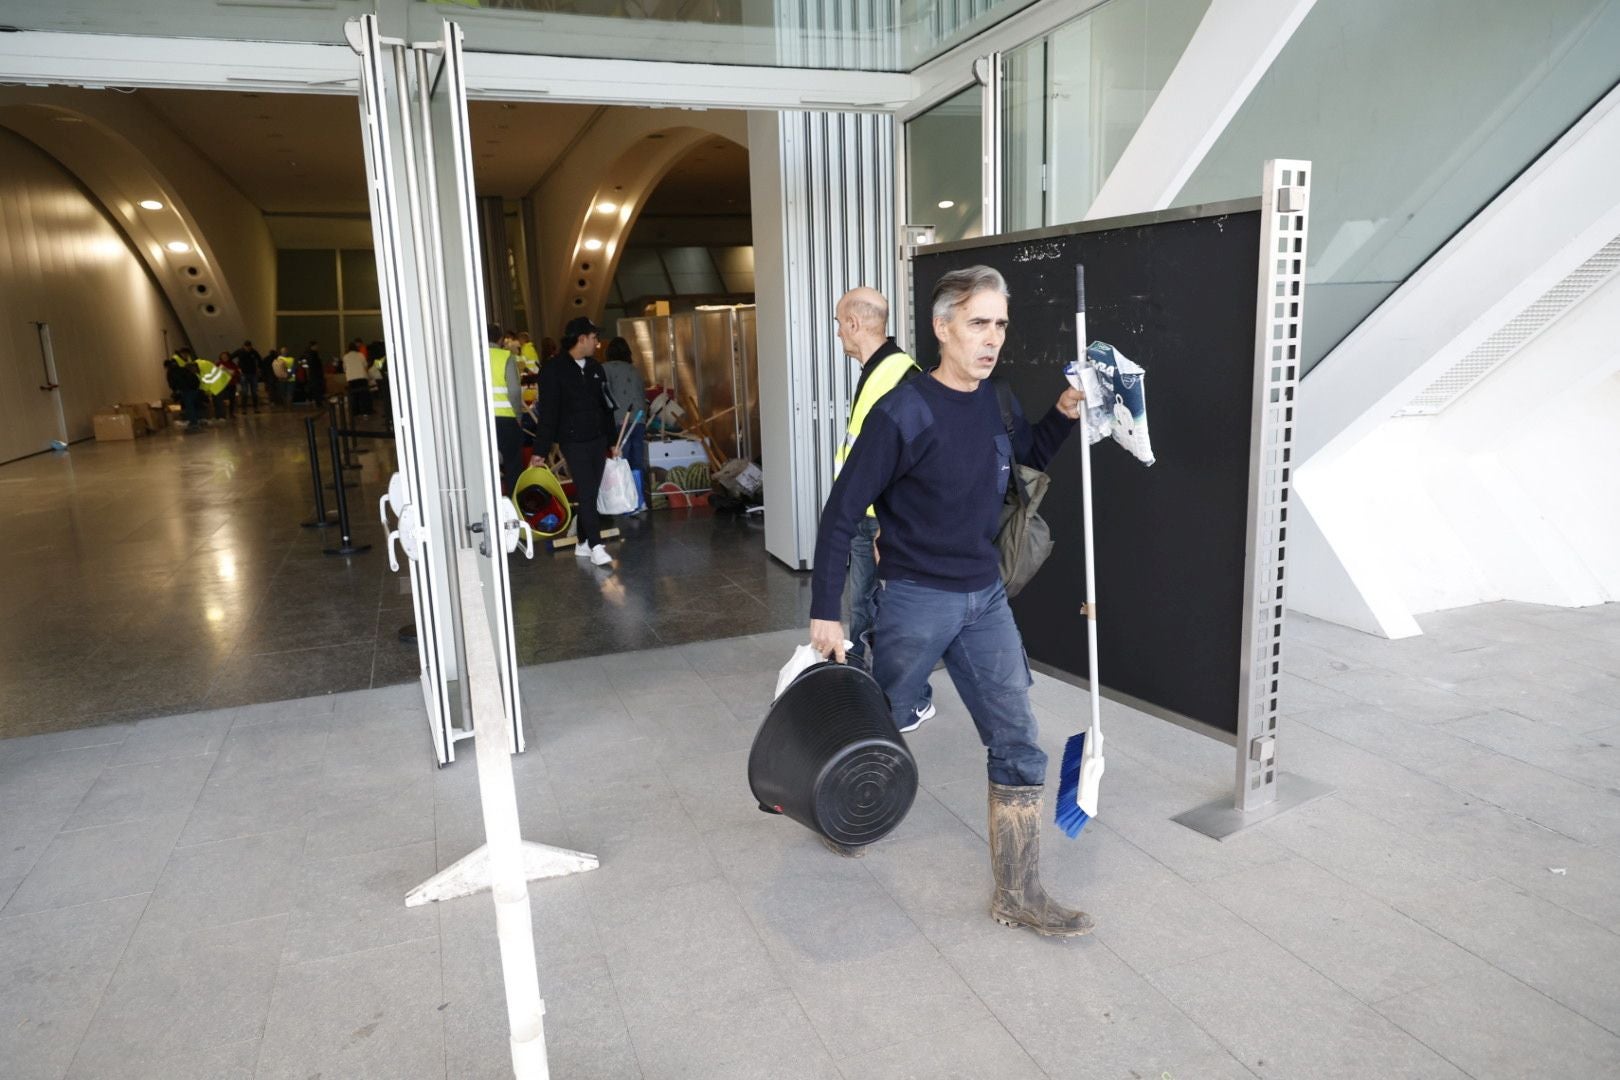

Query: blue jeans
[849,519,932,714]
[873,578,1045,786]
[621,421,647,509]
[846,515,881,665]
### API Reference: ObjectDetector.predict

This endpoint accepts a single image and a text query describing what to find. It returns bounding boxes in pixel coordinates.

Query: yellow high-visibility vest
[196,359,229,396]
[489,347,515,418]
[835,349,919,517]
[520,342,539,374]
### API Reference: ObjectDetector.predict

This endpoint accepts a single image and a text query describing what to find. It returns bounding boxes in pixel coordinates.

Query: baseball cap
[564,316,602,338]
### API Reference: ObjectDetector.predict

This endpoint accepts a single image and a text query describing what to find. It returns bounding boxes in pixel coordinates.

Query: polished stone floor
[0,411,808,739]
[1,601,1618,1079]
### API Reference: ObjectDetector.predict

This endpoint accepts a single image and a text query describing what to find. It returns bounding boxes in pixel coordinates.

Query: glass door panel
[418,21,527,754]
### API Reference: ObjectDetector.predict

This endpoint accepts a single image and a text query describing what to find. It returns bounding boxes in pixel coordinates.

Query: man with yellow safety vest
[488,325,527,496]
[832,286,934,731]
[516,331,540,372]
[194,350,231,421]
[515,332,541,416]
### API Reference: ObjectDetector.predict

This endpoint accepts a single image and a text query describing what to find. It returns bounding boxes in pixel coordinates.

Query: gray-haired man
[808,265,1093,937]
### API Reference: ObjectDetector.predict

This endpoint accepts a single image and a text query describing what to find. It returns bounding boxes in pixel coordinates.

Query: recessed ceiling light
[937,200,955,209]
[582,239,603,251]
[138,199,164,211]
[166,241,191,253]
[596,201,617,214]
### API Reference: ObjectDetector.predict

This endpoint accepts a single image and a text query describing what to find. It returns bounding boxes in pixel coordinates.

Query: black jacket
[534,352,615,447]
[167,363,200,392]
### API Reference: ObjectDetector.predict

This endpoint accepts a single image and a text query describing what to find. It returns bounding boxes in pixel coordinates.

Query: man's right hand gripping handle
[809,618,847,664]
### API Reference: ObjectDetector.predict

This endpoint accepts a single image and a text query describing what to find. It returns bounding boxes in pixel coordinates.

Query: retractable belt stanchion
[340,394,361,469]
[327,399,360,475]
[302,417,335,528]
[323,424,372,557]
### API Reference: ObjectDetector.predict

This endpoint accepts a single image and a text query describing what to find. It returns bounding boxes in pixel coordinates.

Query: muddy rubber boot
[987,782,1094,937]
[820,835,866,858]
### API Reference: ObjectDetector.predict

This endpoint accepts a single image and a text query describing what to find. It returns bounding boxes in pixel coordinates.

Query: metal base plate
[1172,773,1334,840]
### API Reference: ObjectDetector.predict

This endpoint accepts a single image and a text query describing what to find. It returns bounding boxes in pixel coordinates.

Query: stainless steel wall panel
[0,126,183,463]
[736,306,760,462]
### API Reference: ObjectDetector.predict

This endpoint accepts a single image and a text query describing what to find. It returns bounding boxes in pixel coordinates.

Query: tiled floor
[0,410,810,739]
[2,601,1618,1078]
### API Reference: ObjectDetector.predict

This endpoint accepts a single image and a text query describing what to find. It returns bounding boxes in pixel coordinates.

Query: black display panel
[910,204,1262,738]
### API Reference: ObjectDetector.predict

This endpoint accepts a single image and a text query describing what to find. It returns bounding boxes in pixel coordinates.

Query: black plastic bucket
[748,661,918,848]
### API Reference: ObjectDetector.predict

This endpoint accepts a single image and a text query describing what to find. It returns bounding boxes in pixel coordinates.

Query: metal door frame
[416,19,526,753]
[32,322,69,446]
[353,14,466,764]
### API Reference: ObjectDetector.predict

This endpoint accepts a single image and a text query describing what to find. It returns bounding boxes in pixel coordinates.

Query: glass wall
[603,246,755,327]
[1002,0,1211,232]
[1002,42,1046,233]
[907,86,984,243]
[898,0,1042,70]
[274,248,384,358]
[418,0,1038,72]
[0,0,364,44]
[1,0,1035,73]
[1177,0,1620,374]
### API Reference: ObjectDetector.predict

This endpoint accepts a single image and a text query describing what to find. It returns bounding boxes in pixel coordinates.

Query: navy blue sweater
[811,374,1076,621]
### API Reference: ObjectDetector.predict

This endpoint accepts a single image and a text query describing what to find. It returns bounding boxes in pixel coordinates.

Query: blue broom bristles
[1054,731,1091,838]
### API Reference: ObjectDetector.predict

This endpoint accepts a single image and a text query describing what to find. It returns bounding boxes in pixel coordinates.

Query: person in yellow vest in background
[489,324,524,495]
[517,331,540,373]
[194,350,230,422]
[832,286,934,733]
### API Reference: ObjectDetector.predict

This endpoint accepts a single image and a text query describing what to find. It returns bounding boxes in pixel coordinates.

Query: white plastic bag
[774,641,853,700]
[596,456,639,515]
[1064,342,1155,466]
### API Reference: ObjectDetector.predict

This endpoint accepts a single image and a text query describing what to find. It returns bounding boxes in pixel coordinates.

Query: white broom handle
[1075,267,1102,743]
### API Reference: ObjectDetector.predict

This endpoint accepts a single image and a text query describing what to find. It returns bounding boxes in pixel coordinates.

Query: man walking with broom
[808,265,1094,937]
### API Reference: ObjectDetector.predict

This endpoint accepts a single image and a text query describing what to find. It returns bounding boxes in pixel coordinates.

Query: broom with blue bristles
[1055,266,1105,838]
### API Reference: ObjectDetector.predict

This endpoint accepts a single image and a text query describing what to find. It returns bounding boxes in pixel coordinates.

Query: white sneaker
[589,544,613,567]
[897,701,935,734]
[575,541,594,559]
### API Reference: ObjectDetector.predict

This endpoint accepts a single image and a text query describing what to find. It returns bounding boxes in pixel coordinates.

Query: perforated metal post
[1237,158,1310,811]
[1174,159,1333,839]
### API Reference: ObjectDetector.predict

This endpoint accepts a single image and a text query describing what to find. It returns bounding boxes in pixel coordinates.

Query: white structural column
[1084,0,1317,220]
[1288,83,1620,635]
[750,109,896,570]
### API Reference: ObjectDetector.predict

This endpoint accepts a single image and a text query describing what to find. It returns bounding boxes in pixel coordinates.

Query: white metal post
[454,546,548,1080]
[977,51,1003,237]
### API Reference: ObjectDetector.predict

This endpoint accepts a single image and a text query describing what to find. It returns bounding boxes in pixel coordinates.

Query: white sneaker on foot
[589,544,613,566]
[897,701,935,734]
[575,541,594,559]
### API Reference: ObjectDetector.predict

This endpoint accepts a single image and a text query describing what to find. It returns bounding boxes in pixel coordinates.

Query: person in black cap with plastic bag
[535,316,617,567]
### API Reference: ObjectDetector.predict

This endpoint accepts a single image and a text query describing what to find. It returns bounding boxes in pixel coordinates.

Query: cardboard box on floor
[93,411,139,441]
[122,402,167,430]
